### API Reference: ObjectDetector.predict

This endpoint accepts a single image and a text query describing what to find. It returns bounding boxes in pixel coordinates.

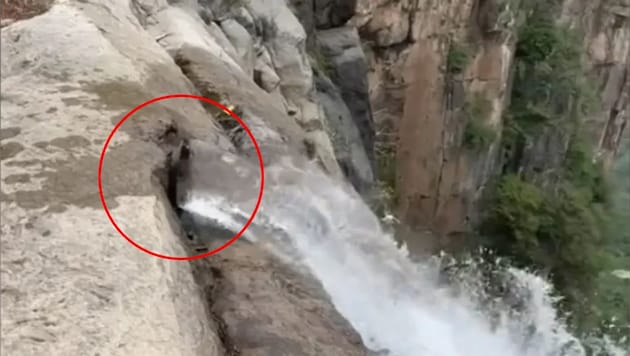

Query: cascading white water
[181,157,627,356]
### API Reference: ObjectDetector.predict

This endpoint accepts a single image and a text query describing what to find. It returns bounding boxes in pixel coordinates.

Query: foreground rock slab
[1,2,223,355]
[196,242,367,356]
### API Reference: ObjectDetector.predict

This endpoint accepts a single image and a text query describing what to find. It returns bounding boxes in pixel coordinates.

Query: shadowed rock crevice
[154,127,241,254]
[152,128,241,356]
[189,259,242,356]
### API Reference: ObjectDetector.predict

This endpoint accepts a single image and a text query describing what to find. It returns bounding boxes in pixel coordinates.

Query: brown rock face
[356,0,629,249]
[194,242,367,356]
[356,0,514,245]
[560,0,630,170]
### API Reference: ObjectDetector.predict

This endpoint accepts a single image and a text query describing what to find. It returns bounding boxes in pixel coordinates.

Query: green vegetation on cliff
[481,4,626,339]
[463,94,496,150]
[309,46,334,76]
[372,123,399,217]
[509,18,596,134]
[482,171,610,321]
[590,148,630,341]
[447,40,471,74]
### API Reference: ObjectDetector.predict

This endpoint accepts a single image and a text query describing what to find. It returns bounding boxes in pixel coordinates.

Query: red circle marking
[97,94,265,261]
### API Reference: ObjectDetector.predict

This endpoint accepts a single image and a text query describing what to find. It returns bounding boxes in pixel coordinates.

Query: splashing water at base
[182,160,627,356]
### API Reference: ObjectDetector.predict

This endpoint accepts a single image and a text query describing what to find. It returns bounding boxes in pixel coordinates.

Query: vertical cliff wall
[354,0,629,249]
[561,0,630,169]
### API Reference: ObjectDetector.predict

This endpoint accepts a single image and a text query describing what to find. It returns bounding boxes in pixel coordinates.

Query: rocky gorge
[1,0,628,355]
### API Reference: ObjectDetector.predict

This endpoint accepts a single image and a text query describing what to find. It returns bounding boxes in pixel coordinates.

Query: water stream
[181,156,627,356]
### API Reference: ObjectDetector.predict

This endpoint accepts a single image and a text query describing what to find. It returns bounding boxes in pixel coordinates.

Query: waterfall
[181,156,627,356]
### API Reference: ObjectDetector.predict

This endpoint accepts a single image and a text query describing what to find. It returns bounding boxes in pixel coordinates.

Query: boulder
[253,46,281,93]
[242,0,344,179]
[171,39,344,178]
[147,4,244,73]
[356,0,410,47]
[230,6,257,37]
[246,0,313,104]
[206,21,242,65]
[220,18,255,77]
[254,58,281,93]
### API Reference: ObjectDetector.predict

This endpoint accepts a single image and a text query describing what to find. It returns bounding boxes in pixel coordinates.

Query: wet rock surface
[195,242,368,356]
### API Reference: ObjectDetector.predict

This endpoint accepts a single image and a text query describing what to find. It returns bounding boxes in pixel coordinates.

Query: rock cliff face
[561,0,630,169]
[1,3,223,354]
[355,0,514,245]
[0,0,368,354]
[353,0,629,249]
[285,0,377,195]
[1,0,628,353]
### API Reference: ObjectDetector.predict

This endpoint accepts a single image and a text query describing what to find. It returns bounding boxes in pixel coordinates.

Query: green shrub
[481,174,610,326]
[590,149,630,342]
[309,47,334,76]
[484,4,617,338]
[482,175,547,261]
[464,120,496,150]
[510,16,591,133]
[485,135,613,328]
[565,137,611,205]
[515,17,559,64]
[447,41,471,74]
[375,137,398,210]
[462,94,496,150]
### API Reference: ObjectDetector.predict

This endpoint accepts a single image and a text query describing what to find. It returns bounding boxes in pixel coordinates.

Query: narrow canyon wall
[354,0,629,249]
[286,0,377,195]
[561,0,630,169]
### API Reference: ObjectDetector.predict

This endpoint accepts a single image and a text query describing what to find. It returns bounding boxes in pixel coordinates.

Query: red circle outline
[97,94,265,261]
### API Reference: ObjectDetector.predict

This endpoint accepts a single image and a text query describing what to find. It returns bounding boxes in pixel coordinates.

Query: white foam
[182,161,628,356]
